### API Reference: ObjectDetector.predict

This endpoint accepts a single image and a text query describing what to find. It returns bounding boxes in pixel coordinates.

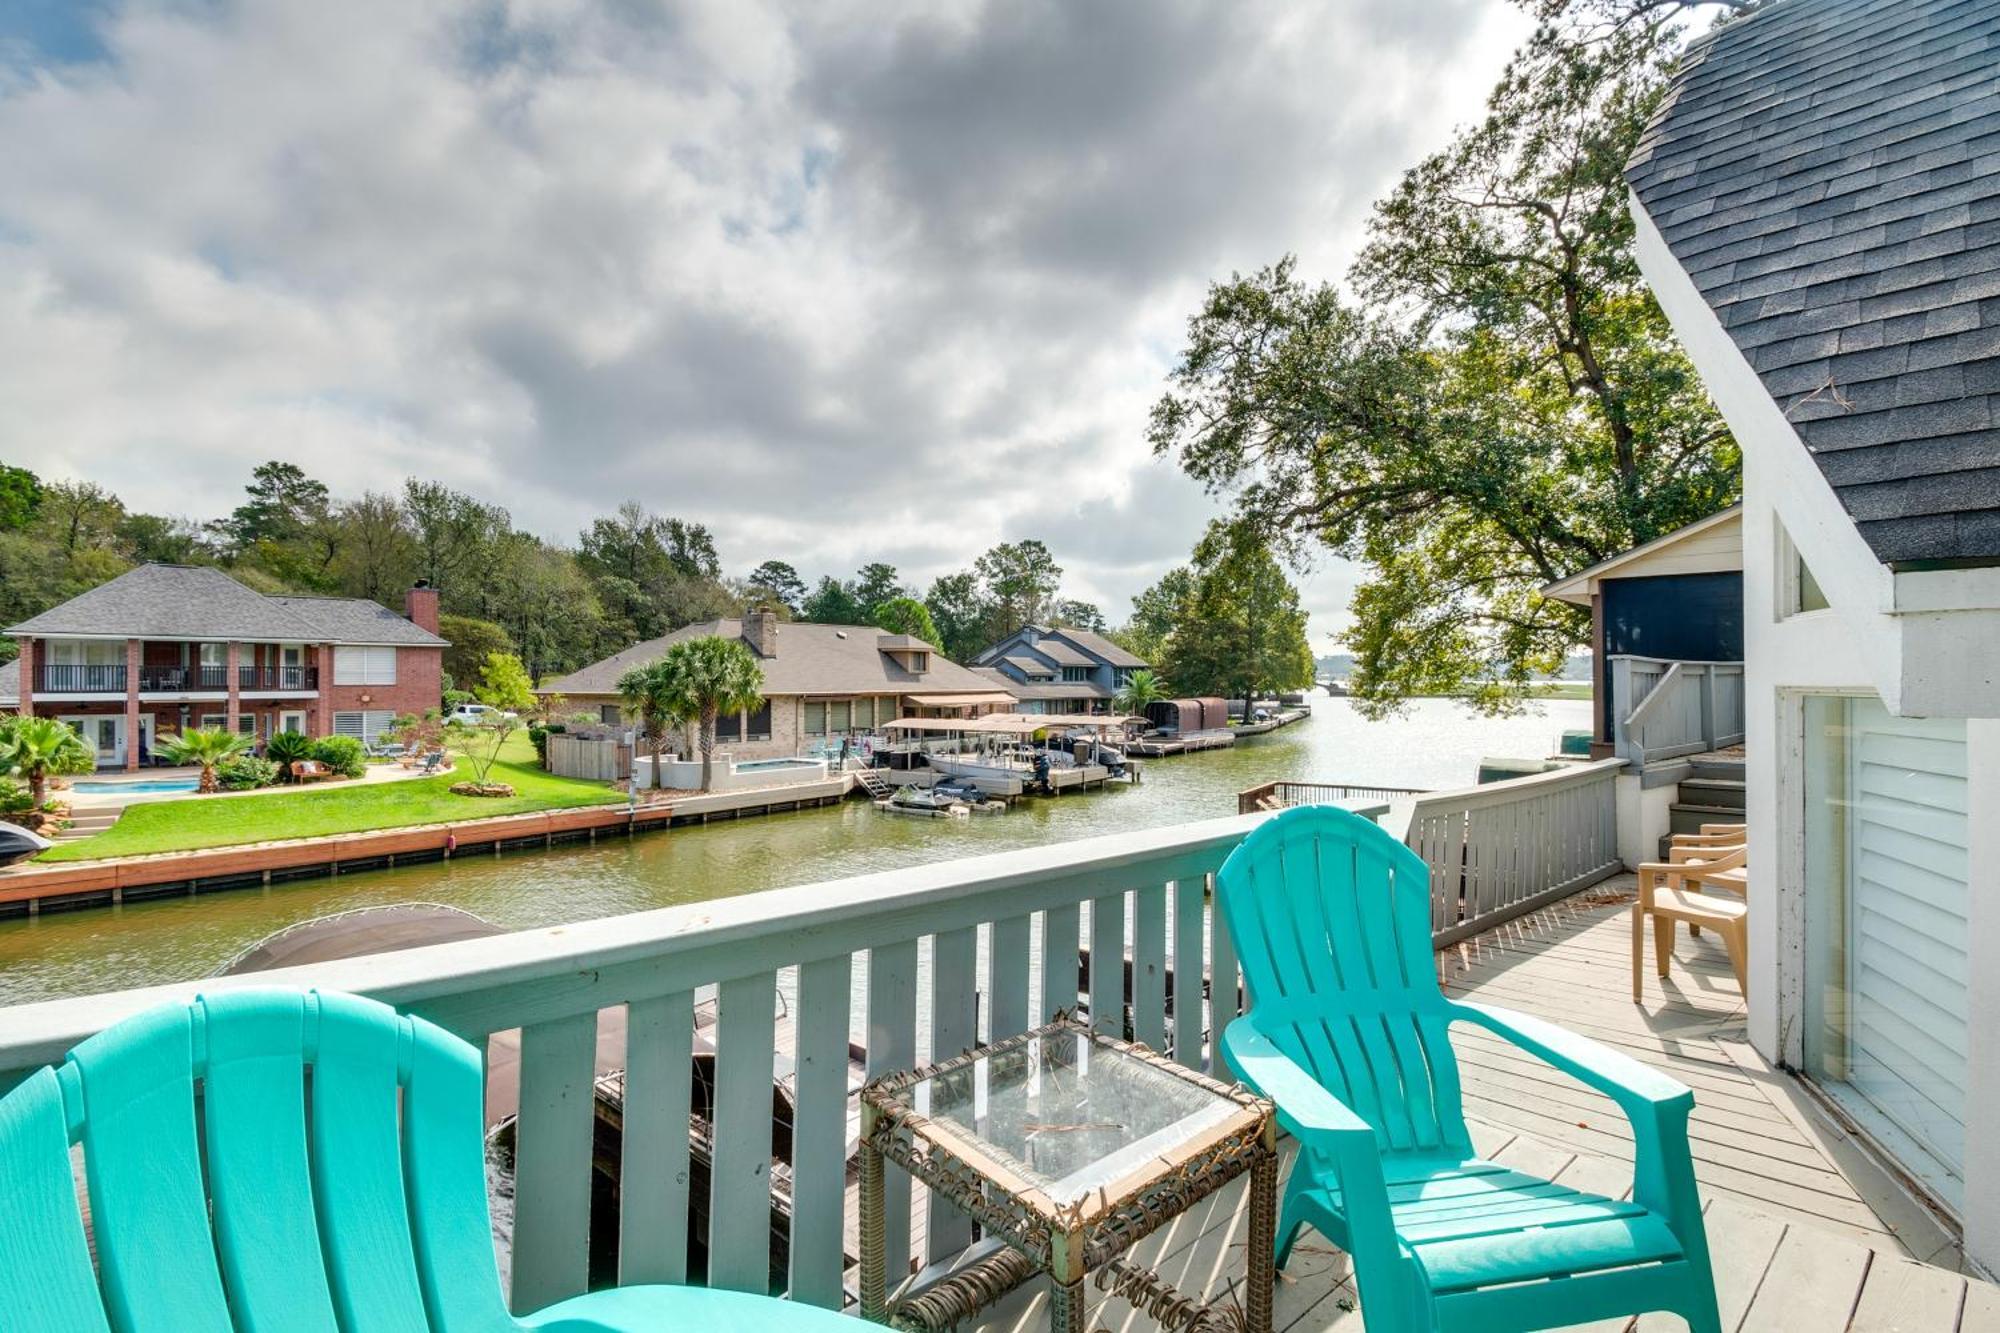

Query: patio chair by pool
[0,988,853,1331]
[418,750,449,775]
[1215,806,1721,1332]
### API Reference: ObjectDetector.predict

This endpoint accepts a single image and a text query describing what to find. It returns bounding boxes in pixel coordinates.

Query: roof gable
[1629,0,2000,567]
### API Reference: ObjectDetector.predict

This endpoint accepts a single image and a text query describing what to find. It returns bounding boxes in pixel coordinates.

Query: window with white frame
[333,710,397,744]
[333,645,398,685]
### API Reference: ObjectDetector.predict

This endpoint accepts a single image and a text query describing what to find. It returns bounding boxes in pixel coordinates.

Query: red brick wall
[15,637,32,716]
[405,585,440,635]
[320,647,442,725]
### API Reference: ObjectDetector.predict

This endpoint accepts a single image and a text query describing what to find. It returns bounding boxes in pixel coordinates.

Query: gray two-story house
[969,625,1145,715]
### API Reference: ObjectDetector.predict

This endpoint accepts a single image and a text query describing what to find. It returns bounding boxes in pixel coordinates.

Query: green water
[0,696,1590,1005]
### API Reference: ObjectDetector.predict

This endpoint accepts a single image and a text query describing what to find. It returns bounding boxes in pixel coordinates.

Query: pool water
[735,758,824,771]
[72,779,199,794]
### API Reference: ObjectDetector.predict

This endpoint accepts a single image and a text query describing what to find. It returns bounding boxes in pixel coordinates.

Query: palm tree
[617,659,678,790]
[0,717,95,806]
[659,635,767,792]
[157,726,253,794]
[1115,668,1169,718]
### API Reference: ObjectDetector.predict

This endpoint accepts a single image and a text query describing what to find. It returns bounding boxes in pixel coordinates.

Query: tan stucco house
[536,608,1014,759]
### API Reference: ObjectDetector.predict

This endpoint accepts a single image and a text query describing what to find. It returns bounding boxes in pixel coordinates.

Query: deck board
[952,887,1995,1333]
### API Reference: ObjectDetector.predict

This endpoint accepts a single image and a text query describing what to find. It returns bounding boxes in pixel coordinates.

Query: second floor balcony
[33,662,319,694]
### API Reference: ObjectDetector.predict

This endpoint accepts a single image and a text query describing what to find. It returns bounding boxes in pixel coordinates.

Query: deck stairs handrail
[846,758,893,799]
[1609,655,1745,767]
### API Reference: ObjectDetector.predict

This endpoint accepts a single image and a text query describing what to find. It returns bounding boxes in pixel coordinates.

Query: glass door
[1802,694,1969,1209]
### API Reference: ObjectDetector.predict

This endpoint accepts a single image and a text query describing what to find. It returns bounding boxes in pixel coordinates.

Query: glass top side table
[859,1015,1277,1333]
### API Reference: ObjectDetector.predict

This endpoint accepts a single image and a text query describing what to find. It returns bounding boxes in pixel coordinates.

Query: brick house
[538,608,1014,760]
[0,563,448,769]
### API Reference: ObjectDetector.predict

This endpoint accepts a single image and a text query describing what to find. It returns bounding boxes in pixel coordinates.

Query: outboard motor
[1033,751,1053,794]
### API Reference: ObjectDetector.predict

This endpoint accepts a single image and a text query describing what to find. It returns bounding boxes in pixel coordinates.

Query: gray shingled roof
[541,619,1003,698]
[1001,654,1056,678]
[9,564,327,640]
[1628,0,2000,567]
[970,668,1109,701]
[1049,627,1147,669]
[267,596,447,647]
[4,563,446,645]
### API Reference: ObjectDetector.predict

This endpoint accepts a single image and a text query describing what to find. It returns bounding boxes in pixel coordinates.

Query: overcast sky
[0,0,1534,650]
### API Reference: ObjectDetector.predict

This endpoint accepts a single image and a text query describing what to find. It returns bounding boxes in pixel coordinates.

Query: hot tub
[631,753,830,792]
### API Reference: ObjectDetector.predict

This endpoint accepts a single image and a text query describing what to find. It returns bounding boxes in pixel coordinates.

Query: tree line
[0,461,1315,700]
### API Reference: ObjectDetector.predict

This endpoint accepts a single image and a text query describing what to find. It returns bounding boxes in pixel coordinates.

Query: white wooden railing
[1608,654,1745,766]
[0,786,1626,1315]
[0,817,1275,1316]
[1405,757,1626,946]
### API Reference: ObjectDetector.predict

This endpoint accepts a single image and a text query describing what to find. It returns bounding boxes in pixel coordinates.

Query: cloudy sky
[0,0,1533,649]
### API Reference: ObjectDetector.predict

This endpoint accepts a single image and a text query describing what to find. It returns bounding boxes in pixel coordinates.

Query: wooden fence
[545,732,631,781]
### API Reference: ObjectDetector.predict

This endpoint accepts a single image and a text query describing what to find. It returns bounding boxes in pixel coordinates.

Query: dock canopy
[1145,698,1229,733]
[903,691,1017,708]
[886,714,1138,735]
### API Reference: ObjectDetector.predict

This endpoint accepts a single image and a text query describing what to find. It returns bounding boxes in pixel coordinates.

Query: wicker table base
[857,1017,1276,1333]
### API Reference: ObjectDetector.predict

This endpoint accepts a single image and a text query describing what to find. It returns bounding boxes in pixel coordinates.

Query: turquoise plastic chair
[1216,807,1720,1332]
[0,987,852,1332]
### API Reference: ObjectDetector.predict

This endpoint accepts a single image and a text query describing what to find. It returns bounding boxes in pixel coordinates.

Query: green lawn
[40,734,625,862]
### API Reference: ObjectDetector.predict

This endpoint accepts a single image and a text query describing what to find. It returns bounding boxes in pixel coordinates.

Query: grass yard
[39,733,625,863]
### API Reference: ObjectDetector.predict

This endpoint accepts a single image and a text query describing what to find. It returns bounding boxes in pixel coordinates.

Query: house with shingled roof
[1627,0,2000,1267]
[3,563,447,767]
[969,625,1147,715]
[536,607,1015,758]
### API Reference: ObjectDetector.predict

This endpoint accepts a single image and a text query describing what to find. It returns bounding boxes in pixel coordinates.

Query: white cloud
[0,0,1534,637]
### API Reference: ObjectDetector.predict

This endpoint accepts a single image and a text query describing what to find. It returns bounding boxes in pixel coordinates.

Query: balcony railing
[1608,655,1745,766]
[33,664,126,692]
[0,798,1624,1316]
[239,665,317,690]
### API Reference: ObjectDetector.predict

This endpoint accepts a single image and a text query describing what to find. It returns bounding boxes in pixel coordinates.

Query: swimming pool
[734,758,826,772]
[72,779,199,794]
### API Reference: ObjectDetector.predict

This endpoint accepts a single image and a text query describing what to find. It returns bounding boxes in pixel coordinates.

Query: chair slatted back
[0,988,516,1333]
[1216,806,1472,1158]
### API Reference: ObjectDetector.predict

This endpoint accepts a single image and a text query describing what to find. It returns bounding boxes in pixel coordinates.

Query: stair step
[1670,804,1745,836]
[1676,777,1745,810]
[1687,759,1746,781]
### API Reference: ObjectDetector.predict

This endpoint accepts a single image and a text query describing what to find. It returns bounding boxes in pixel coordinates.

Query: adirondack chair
[0,987,852,1332]
[1215,806,1720,1333]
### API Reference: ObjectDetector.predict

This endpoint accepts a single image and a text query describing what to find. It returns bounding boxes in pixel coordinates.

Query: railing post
[1699,665,1717,750]
[1608,657,1635,762]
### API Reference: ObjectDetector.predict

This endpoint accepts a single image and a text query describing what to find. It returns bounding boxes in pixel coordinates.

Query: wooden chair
[1216,805,1720,1332]
[0,988,853,1331]
[290,759,332,782]
[1634,845,1748,999]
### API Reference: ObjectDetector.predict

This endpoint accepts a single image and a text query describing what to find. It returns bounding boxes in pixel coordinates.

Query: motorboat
[876,785,971,818]
[0,823,52,868]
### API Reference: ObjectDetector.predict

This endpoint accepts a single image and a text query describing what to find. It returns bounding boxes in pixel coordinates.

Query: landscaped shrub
[0,777,32,815]
[265,730,316,778]
[529,721,566,764]
[312,734,367,779]
[217,755,281,791]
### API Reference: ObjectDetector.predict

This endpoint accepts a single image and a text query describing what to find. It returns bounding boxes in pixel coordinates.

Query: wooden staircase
[846,762,892,800]
[1659,751,1746,856]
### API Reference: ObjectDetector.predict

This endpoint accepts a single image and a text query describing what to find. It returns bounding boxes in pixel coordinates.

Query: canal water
[0,694,1590,1005]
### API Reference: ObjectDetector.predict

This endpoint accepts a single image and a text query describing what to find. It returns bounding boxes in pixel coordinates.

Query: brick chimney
[744,605,779,657]
[406,581,440,634]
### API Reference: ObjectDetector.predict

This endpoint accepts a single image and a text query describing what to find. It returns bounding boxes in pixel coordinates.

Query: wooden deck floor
[962,881,1998,1332]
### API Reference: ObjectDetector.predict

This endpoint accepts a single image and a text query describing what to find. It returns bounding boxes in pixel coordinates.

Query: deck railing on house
[1608,655,1745,766]
[1404,757,1626,945]
[0,800,1626,1317]
[1235,779,1428,813]
[33,663,127,693]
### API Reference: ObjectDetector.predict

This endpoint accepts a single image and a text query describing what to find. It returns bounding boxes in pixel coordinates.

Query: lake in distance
[0,692,1591,1005]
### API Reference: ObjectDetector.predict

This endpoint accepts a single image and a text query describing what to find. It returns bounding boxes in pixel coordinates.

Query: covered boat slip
[881,715,1136,798]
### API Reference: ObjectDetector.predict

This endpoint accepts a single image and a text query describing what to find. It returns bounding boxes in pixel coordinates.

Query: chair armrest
[1220,1018,1375,1147]
[1447,1001,1691,1114]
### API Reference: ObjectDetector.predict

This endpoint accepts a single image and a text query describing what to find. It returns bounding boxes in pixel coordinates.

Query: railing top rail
[1405,756,1626,816]
[1605,653,1745,670]
[0,812,1273,1077]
